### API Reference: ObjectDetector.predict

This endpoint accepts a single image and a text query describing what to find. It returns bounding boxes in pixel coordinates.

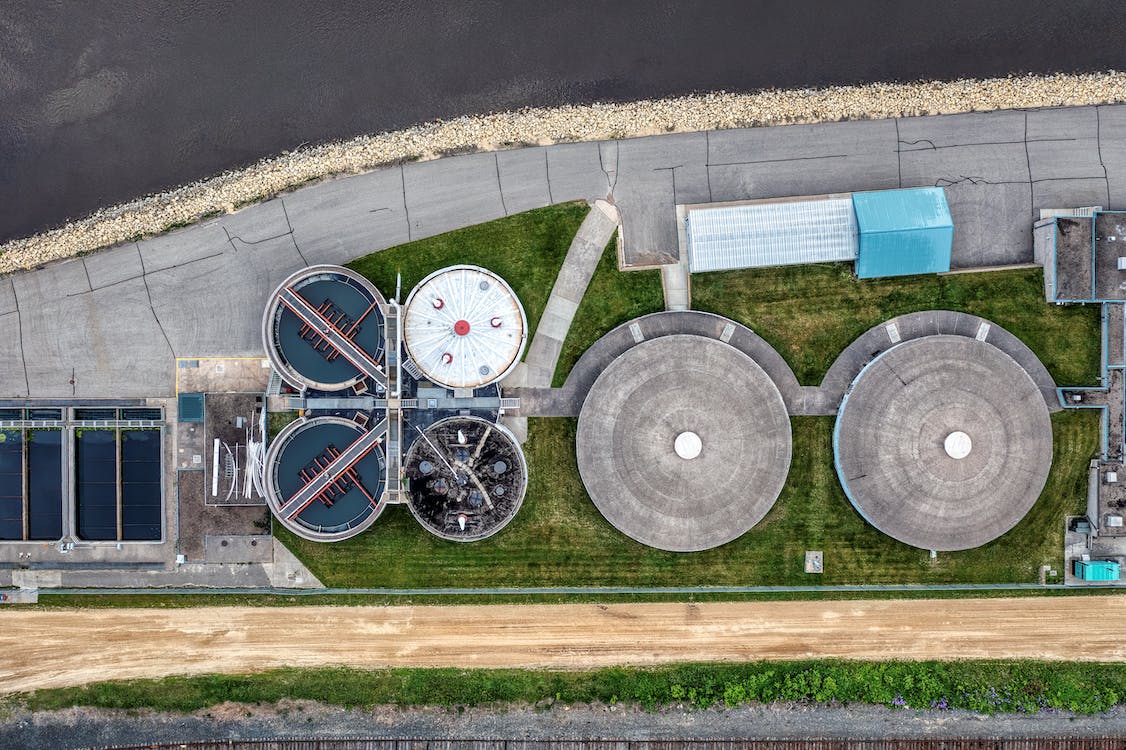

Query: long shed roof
[685,197,858,273]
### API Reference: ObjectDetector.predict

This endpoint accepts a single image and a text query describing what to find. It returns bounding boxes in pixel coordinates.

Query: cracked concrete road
[2,597,1125,694]
[2,105,1124,398]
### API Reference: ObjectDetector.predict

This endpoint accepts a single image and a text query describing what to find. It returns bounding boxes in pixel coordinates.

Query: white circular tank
[403,265,527,389]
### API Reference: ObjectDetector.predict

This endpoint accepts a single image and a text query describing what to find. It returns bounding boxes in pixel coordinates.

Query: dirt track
[3,597,1124,694]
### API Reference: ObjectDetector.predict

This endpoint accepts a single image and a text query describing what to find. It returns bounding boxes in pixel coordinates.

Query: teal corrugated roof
[852,188,953,279]
[1075,559,1120,581]
[852,187,952,232]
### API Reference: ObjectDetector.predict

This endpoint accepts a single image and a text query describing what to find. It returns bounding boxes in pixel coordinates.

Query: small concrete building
[1074,559,1121,582]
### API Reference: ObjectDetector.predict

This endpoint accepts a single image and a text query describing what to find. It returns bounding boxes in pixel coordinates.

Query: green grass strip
[692,263,1101,386]
[276,410,1097,588]
[15,660,1126,715]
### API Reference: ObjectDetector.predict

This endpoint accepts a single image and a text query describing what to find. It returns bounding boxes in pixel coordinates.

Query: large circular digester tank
[576,333,792,552]
[833,335,1053,551]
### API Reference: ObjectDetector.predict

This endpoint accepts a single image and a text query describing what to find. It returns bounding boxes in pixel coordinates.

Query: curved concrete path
[2,105,1124,398]
[518,309,1058,418]
[820,310,1061,414]
[517,310,804,417]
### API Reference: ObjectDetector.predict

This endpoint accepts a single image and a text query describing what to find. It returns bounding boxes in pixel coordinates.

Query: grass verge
[346,202,589,351]
[265,411,298,440]
[28,588,1124,610]
[691,263,1101,385]
[276,410,1097,588]
[15,660,1126,715]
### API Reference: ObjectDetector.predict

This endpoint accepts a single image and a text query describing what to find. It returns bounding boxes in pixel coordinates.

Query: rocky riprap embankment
[2,71,1124,274]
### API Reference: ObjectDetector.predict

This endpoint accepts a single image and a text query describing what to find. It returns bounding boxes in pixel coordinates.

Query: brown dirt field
[3,597,1125,694]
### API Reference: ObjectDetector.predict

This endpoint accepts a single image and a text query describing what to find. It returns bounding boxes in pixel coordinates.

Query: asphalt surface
[3,2,1126,242]
[1,105,1122,400]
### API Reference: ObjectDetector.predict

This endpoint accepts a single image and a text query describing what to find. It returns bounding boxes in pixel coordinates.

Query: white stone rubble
[1,72,1123,274]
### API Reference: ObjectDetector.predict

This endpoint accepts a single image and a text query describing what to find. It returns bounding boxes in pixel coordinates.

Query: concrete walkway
[817,309,1061,415]
[515,310,803,417]
[661,254,691,310]
[518,200,619,388]
[2,105,1124,398]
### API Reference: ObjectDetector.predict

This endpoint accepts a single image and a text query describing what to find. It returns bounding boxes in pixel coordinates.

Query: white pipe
[211,438,220,497]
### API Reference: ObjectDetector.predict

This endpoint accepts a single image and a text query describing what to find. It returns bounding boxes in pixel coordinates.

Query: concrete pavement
[3,105,1124,399]
[519,199,619,389]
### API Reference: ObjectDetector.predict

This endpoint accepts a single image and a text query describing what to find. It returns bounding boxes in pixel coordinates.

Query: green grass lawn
[551,239,664,386]
[691,263,1101,386]
[265,411,298,440]
[346,201,590,353]
[30,588,1121,611]
[278,409,1098,588]
[274,207,1102,591]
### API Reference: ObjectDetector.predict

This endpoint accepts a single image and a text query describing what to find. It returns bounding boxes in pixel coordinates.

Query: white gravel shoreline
[2,71,1124,275]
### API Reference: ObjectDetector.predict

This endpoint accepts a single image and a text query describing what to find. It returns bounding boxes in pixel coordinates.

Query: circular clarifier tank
[834,335,1053,552]
[264,416,387,542]
[576,334,792,553]
[402,265,527,389]
[262,265,386,393]
[403,416,527,541]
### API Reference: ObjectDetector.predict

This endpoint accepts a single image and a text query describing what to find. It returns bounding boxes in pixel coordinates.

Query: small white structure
[674,431,702,460]
[403,265,527,389]
[944,431,972,460]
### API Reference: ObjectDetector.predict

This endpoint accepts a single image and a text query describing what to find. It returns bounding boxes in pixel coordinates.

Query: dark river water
[2,1,1126,242]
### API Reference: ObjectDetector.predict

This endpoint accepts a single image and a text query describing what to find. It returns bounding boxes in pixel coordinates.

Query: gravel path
[1,72,1123,273]
[4,599,1126,694]
[5,701,1126,750]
